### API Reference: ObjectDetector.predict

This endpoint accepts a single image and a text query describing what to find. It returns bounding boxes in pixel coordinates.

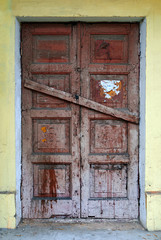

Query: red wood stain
[41,168,57,201]
[95,40,110,60]
[49,169,57,201]
[41,169,48,196]
[41,199,46,214]
[38,40,66,52]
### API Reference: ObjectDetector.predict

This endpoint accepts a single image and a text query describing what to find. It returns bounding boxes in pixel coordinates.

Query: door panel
[90,119,128,154]
[22,23,81,218]
[32,74,70,108]
[22,23,139,219]
[80,23,139,218]
[90,74,128,108]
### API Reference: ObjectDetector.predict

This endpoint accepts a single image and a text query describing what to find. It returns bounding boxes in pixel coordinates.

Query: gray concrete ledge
[1,221,161,240]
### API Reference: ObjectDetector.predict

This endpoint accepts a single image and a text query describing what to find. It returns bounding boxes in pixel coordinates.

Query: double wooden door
[22,23,139,219]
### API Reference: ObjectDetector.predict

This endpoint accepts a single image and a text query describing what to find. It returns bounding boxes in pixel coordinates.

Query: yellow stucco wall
[0,0,16,229]
[146,192,161,231]
[0,194,16,229]
[0,0,161,230]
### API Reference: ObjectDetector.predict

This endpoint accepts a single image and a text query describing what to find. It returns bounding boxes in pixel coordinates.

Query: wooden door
[21,23,81,218]
[80,23,139,219]
[22,23,139,219]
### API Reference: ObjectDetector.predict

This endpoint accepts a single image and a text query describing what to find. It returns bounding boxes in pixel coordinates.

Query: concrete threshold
[0,220,161,240]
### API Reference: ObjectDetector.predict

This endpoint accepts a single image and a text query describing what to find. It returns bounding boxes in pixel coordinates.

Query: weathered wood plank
[88,154,130,164]
[24,80,139,124]
[30,109,71,118]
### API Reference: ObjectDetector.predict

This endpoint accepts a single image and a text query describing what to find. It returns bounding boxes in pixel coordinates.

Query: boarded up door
[22,23,139,219]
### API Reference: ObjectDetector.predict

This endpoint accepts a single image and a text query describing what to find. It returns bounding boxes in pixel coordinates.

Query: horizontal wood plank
[88,154,130,164]
[30,109,71,118]
[24,80,139,124]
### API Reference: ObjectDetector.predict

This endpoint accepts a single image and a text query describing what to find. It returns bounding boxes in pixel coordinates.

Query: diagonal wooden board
[24,80,139,124]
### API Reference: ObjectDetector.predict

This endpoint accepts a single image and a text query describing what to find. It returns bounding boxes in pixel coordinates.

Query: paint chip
[99,80,122,99]
[41,127,47,133]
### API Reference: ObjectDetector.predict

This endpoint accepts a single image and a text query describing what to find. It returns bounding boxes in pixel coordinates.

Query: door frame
[15,17,146,226]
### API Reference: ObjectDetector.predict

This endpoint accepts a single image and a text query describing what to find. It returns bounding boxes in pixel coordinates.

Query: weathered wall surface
[0,0,16,229]
[0,0,161,230]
